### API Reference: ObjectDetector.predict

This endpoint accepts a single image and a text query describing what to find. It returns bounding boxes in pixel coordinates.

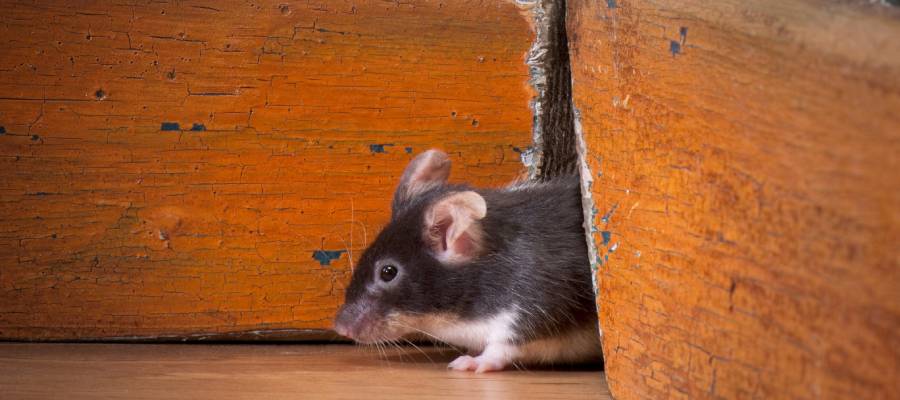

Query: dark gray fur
[337,175,598,346]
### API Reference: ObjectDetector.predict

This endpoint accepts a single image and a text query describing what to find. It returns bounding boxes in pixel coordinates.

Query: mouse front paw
[447,354,507,373]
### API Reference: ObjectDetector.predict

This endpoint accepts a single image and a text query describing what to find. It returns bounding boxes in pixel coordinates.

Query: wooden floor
[0,343,611,399]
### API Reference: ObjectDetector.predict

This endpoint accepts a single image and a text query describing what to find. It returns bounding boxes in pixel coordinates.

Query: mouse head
[333,149,487,343]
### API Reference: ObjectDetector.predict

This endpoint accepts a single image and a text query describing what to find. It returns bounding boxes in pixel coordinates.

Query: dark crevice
[536,0,578,180]
[0,329,347,343]
[525,0,578,181]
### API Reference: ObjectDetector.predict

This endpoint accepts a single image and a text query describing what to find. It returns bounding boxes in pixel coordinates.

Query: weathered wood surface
[568,0,900,399]
[0,0,533,340]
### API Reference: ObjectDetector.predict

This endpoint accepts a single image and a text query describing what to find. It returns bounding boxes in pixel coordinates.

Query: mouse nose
[333,304,355,338]
[333,322,350,338]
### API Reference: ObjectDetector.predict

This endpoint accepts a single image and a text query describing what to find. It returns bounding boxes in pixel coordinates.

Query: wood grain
[568,0,900,399]
[0,343,612,399]
[0,0,533,340]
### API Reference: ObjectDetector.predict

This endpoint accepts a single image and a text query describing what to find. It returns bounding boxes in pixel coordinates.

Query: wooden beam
[568,0,900,398]
[0,0,534,340]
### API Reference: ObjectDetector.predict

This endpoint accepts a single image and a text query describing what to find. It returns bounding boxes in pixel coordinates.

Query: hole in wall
[520,0,606,376]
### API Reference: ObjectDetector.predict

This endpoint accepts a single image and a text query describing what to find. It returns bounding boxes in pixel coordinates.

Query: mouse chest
[421,310,520,351]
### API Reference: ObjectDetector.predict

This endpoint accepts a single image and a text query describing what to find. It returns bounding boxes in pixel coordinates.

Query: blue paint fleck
[670,40,681,57]
[607,0,617,8]
[590,206,600,233]
[404,146,413,154]
[601,203,619,224]
[601,231,612,246]
[0,126,5,134]
[190,123,206,131]
[369,144,394,153]
[312,250,346,266]
[161,122,180,131]
[679,27,688,44]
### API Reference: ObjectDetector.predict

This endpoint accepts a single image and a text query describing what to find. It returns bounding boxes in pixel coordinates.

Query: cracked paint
[568,0,900,398]
[0,0,535,341]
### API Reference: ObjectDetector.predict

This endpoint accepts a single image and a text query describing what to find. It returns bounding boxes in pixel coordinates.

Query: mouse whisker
[390,322,464,354]
[400,337,435,364]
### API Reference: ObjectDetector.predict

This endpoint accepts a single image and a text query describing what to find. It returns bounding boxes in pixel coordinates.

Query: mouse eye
[380,264,398,282]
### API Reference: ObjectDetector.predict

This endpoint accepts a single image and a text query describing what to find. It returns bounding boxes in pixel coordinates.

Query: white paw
[447,354,507,373]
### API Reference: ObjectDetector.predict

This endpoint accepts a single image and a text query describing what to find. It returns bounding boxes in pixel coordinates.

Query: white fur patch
[422,309,518,352]
[389,309,602,367]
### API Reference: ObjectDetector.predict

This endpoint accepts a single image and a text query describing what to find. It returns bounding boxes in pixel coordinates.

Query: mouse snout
[333,302,370,340]
[333,305,352,338]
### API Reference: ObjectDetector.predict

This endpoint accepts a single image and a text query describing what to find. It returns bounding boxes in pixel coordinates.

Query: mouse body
[334,149,602,372]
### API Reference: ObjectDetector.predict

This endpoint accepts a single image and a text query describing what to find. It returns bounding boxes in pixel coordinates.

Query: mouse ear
[424,191,487,265]
[392,149,451,215]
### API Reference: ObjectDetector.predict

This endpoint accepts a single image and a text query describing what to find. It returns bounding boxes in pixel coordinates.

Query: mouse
[333,149,602,372]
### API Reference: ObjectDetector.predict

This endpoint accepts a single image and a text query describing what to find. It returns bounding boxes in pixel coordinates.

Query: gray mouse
[334,149,602,372]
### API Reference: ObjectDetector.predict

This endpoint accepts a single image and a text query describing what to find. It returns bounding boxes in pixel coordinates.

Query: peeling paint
[312,250,345,266]
[601,231,612,246]
[670,40,681,56]
[513,146,538,170]
[0,0,536,341]
[517,0,579,179]
[404,146,413,154]
[574,105,602,339]
[522,1,550,177]
[369,144,393,154]
[601,203,618,224]
[190,123,206,131]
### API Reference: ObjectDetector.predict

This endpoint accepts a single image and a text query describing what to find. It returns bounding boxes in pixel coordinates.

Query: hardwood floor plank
[0,343,610,399]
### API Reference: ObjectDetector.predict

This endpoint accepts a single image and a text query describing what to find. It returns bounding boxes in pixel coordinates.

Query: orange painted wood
[568,0,900,399]
[0,1,533,340]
